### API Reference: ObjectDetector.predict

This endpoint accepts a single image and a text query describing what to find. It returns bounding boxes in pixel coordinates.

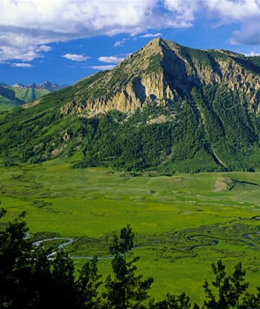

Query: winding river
[32,226,260,260]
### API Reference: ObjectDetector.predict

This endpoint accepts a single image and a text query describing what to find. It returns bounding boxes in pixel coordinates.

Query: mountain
[11,81,65,91]
[61,39,260,116]
[0,38,260,173]
[23,81,66,91]
[0,81,66,111]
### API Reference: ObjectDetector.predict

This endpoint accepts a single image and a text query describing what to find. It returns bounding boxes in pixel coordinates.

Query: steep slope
[0,38,259,173]
[60,38,260,116]
[0,84,25,111]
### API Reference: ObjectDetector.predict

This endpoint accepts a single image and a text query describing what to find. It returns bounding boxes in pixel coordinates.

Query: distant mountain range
[11,81,66,90]
[0,81,67,111]
[0,38,260,172]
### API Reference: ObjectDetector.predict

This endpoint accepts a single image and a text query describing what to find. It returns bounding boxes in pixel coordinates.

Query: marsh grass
[0,161,259,303]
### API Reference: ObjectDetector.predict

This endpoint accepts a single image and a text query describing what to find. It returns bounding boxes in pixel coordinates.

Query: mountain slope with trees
[0,38,259,172]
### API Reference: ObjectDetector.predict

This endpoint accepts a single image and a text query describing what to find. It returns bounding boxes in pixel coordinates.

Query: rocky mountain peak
[56,38,260,116]
[12,83,25,88]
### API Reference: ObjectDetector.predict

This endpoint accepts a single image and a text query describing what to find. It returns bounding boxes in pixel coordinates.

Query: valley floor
[0,161,259,303]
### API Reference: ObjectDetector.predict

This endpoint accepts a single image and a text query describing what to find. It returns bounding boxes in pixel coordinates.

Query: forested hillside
[0,38,259,172]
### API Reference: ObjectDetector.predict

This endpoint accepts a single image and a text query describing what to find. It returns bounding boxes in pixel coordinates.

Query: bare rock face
[60,38,260,116]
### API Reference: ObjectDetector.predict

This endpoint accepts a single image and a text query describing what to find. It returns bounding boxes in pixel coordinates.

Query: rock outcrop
[60,38,260,116]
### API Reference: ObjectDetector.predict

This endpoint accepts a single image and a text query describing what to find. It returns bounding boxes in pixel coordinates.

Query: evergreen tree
[75,257,102,309]
[203,260,249,309]
[0,209,102,309]
[0,209,34,308]
[103,225,154,308]
[149,292,197,309]
[239,287,260,309]
[49,250,77,309]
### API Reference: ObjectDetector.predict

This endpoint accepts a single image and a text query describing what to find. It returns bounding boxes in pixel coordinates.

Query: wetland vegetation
[0,161,259,305]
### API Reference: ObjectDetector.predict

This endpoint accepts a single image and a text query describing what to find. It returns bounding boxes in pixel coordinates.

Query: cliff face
[60,38,260,116]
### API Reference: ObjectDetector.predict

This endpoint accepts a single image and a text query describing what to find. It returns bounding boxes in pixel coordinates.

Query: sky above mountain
[1,0,260,86]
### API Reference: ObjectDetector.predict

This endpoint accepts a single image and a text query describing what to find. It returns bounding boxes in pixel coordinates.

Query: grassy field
[0,161,260,303]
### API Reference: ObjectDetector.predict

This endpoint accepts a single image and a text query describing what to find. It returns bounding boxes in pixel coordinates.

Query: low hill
[0,38,260,173]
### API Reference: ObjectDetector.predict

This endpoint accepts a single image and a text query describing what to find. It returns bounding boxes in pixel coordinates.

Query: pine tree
[149,292,196,309]
[0,209,34,308]
[75,257,102,309]
[103,225,153,308]
[203,260,249,309]
[50,250,77,309]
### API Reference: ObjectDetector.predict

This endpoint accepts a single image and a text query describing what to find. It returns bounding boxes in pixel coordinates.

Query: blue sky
[0,0,260,86]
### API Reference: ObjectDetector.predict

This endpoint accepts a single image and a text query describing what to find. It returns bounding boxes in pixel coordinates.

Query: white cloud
[114,39,126,47]
[164,0,200,26]
[0,0,259,62]
[62,54,89,61]
[231,20,260,45]
[244,51,260,56]
[140,33,162,38]
[0,0,158,61]
[36,45,52,52]
[0,45,47,61]
[90,65,115,71]
[205,0,260,21]
[98,56,125,63]
[205,0,260,45]
[0,28,52,61]
[114,39,127,47]
[11,63,32,68]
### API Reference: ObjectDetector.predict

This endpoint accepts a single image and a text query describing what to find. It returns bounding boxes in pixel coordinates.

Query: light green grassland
[0,161,260,303]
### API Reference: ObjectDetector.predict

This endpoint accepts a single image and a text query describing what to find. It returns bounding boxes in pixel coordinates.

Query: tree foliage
[203,260,249,308]
[104,224,154,308]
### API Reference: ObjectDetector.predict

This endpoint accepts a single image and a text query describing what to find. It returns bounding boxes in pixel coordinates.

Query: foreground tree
[203,260,249,309]
[0,209,34,308]
[239,287,260,309]
[0,209,102,309]
[75,257,102,309]
[50,250,76,309]
[149,292,198,309]
[103,224,154,308]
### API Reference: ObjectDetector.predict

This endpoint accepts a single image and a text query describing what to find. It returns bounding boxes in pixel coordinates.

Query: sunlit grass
[0,161,259,303]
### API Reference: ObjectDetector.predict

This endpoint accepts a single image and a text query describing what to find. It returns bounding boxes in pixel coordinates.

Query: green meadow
[0,161,260,303]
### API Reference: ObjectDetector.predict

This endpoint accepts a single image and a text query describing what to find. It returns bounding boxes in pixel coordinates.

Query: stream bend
[32,227,260,260]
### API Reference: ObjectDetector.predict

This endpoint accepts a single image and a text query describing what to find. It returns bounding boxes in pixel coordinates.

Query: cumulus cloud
[164,0,201,27]
[205,0,260,45]
[0,0,158,61]
[36,45,52,52]
[98,56,125,63]
[62,54,89,61]
[0,46,48,62]
[0,0,259,62]
[205,0,260,21]
[11,63,32,68]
